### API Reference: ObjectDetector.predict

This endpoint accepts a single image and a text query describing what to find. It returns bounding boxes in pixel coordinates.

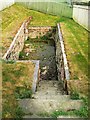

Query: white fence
[1,1,90,31]
[17,1,72,18]
[73,5,90,31]
[0,0,15,11]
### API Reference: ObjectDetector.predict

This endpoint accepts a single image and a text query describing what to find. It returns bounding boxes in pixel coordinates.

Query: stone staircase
[18,80,83,118]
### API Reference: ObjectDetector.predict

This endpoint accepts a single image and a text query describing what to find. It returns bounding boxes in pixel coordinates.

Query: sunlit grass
[1,3,60,56]
[60,17,88,95]
[2,61,35,118]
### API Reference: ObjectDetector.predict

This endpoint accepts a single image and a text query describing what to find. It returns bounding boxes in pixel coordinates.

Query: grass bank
[60,17,88,95]
[1,3,88,117]
[1,3,60,56]
[2,61,35,118]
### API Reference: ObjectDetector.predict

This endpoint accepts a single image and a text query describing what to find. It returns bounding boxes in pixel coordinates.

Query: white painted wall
[0,0,15,11]
[73,5,90,31]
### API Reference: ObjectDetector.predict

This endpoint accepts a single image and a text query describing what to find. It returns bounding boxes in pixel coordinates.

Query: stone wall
[3,17,32,60]
[2,16,40,93]
[55,23,70,92]
[55,29,64,82]
[28,27,52,38]
[17,60,40,93]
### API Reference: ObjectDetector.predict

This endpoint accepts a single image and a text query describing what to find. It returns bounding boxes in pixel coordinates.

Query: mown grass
[2,61,35,118]
[1,3,60,56]
[60,17,88,95]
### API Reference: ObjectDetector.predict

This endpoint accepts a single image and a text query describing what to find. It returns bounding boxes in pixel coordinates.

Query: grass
[15,86,32,99]
[70,90,80,100]
[51,108,88,118]
[1,2,88,117]
[1,3,60,56]
[59,17,88,95]
[32,97,88,118]
[51,97,88,118]
[2,61,35,118]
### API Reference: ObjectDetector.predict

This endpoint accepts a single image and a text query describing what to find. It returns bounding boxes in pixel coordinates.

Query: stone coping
[17,60,40,93]
[2,16,32,60]
[57,23,70,81]
[3,22,25,60]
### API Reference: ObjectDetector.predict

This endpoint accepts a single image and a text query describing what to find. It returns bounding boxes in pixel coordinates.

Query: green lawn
[60,17,88,95]
[2,61,35,118]
[1,3,88,118]
[1,3,60,56]
[2,3,88,95]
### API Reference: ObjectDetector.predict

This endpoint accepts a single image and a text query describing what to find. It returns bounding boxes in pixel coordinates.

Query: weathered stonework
[3,17,32,60]
[55,28,64,83]
[28,26,52,38]
[2,19,70,94]
[2,17,40,93]
[17,60,40,93]
[55,23,70,92]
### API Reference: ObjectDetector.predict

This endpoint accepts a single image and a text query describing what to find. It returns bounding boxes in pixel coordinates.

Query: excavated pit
[17,26,83,118]
[19,26,58,80]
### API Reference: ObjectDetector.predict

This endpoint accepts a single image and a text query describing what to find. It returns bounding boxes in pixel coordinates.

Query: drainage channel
[19,26,58,81]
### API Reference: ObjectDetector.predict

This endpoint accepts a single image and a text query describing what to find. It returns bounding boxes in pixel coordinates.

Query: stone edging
[17,60,40,93]
[57,23,70,81]
[3,22,25,60]
[32,60,40,93]
[3,16,32,60]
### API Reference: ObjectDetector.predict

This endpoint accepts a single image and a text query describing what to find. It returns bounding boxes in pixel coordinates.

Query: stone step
[37,86,62,91]
[37,85,60,90]
[38,80,60,85]
[32,94,70,100]
[18,99,83,115]
[36,80,64,95]
[23,114,41,118]
[37,80,60,87]
[37,85,61,90]
[35,90,62,96]
[23,115,80,119]
[57,116,81,119]
[35,89,63,94]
